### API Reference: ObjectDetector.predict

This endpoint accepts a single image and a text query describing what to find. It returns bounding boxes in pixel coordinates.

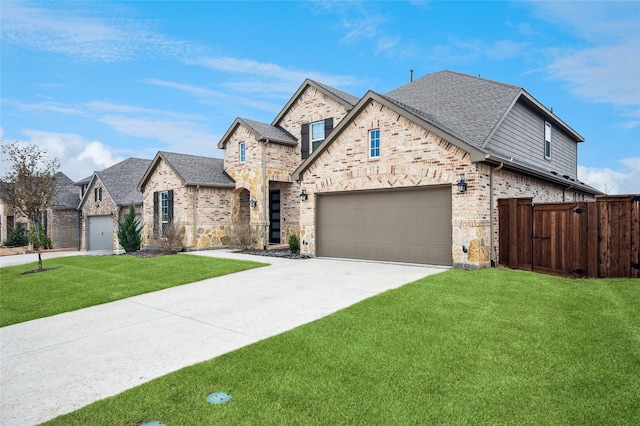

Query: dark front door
[269,190,281,244]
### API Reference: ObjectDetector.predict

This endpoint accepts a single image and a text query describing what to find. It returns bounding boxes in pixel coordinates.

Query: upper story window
[544,121,552,160]
[369,129,380,158]
[311,121,325,152]
[239,142,246,163]
[94,187,102,202]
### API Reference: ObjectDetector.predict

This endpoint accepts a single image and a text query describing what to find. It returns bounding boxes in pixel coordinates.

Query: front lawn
[44,269,639,425]
[0,254,266,327]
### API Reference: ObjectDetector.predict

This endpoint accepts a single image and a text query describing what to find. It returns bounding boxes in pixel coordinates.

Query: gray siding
[487,101,578,177]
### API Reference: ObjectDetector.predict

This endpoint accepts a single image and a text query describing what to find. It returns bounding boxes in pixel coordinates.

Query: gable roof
[271,79,359,127]
[292,90,487,181]
[385,70,583,147]
[138,151,235,191]
[292,72,599,194]
[51,172,79,210]
[79,158,152,209]
[217,117,297,149]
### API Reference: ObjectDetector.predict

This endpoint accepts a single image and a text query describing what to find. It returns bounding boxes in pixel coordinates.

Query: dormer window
[311,121,325,152]
[544,121,551,160]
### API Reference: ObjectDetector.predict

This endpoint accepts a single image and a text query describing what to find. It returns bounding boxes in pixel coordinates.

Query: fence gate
[498,196,640,278]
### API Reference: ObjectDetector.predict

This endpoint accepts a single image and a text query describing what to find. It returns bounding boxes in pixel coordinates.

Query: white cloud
[14,130,124,181]
[578,157,640,195]
[1,2,203,62]
[98,115,221,157]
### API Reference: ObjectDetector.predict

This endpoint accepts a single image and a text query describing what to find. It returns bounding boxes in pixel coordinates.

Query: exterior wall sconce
[300,189,308,201]
[456,175,468,193]
[249,198,257,208]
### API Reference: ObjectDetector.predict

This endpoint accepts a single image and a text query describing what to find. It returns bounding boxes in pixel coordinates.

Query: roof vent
[410,69,414,82]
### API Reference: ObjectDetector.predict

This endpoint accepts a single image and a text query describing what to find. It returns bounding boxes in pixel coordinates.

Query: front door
[269,190,281,244]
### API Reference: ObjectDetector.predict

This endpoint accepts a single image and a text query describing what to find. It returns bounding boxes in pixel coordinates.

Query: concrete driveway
[0,250,446,425]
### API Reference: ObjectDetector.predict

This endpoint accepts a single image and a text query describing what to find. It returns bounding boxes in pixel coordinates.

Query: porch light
[299,189,308,201]
[456,175,468,193]
[249,198,257,208]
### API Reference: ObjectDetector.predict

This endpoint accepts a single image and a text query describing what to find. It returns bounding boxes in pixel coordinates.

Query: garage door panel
[88,215,113,251]
[316,187,452,265]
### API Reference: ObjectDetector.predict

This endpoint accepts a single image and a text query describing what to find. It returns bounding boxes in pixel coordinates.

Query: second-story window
[239,142,246,163]
[94,187,102,202]
[369,129,380,158]
[311,121,325,152]
[544,121,552,160]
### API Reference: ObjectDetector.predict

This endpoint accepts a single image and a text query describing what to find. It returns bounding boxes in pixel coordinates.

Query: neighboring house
[1,172,77,249]
[78,158,152,252]
[139,70,600,269]
[137,151,235,250]
[46,172,80,249]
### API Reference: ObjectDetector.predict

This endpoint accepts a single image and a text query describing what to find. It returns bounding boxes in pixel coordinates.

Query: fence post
[587,202,599,278]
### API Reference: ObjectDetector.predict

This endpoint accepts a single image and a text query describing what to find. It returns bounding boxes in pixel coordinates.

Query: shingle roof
[94,158,152,206]
[51,172,79,210]
[312,80,360,106]
[385,70,522,148]
[238,118,297,145]
[157,151,235,187]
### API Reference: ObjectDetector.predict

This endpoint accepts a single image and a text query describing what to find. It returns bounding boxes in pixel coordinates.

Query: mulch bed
[239,248,306,259]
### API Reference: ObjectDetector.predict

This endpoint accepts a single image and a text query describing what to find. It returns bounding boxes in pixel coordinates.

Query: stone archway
[232,188,251,224]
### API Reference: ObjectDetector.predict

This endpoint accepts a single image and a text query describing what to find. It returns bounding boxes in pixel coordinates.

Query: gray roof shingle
[311,80,360,106]
[95,158,152,206]
[158,151,234,187]
[238,118,297,145]
[385,70,522,148]
[51,172,79,210]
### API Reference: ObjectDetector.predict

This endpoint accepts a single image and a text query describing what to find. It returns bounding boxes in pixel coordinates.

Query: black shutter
[153,191,159,232]
[167,190,174,224]
[324,117,334,137]
[301,123,309,160]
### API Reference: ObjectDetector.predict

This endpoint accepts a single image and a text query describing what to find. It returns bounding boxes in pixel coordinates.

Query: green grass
[43,268,639,425]
[0,254,266,327]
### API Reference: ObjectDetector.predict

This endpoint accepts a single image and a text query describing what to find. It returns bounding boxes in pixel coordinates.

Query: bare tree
[0,142,60,271]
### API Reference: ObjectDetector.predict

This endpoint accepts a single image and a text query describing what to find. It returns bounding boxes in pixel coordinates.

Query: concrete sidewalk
[0,250,446,425]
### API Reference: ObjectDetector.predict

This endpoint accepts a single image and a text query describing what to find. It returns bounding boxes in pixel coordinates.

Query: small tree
[288,233,300,254]
[117,205,142,253]
[0,142,59,271]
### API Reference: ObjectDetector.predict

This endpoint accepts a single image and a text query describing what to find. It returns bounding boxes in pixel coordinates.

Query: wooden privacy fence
[498,195,640,278]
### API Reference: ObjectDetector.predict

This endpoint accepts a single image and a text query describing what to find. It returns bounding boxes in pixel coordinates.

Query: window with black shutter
[301,118,333,160]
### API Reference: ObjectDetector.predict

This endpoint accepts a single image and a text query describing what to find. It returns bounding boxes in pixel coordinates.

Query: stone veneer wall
[297,98,595,268]
[222,86,352,248]
[140,160,234,250]
[80,178,117,251]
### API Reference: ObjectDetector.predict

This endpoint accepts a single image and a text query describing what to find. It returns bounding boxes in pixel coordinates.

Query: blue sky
[1,0,639,194]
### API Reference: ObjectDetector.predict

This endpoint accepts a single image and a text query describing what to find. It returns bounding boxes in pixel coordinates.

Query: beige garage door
[316,186,452,265]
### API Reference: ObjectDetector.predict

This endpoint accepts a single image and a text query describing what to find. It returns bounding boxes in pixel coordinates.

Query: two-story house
[139,70,600,268]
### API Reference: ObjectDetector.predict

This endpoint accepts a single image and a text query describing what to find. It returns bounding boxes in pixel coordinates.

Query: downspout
[563,184,573,202]
[193,185,199,248]
[490,162,504,267]
[262,139,268,250]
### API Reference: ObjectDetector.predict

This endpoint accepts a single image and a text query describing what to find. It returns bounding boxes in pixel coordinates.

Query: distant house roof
[217,118,297,149]
[138,151,235,191]
[79,158,152,209]
[51,172,79,210]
